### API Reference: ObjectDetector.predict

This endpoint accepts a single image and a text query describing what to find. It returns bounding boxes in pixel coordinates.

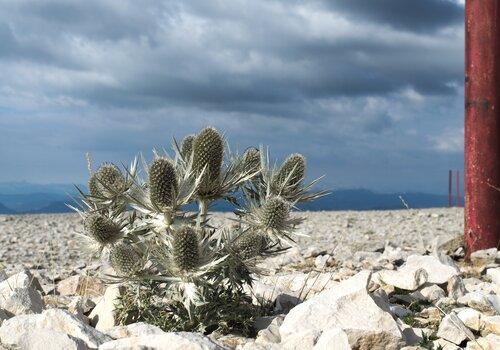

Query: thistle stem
[197,199,208,228]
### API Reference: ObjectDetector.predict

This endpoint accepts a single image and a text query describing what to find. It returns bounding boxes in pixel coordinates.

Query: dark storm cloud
[0,0,465,192]
[0,0,463,114]
[324,0,463,32]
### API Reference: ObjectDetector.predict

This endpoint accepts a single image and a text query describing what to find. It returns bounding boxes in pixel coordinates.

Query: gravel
[0,208,463,278]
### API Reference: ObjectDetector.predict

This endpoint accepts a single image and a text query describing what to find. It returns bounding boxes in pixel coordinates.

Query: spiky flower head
[180,134,195,160]
[272,153,305,193]
[192,127,224,195]
[88,173,102,197]
[243,147,260,173]
[110,242,141,276]
[149,157,177,211]
[95,163,126,195]
[261,196,290,231]
[84,214,121,245]
[233,232,267,260]
[172,226,200,272]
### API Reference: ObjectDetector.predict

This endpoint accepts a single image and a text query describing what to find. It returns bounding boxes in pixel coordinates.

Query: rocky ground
[0,208,499,349]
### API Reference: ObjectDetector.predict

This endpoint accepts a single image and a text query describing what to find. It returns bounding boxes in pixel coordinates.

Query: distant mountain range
[0,182,460,214]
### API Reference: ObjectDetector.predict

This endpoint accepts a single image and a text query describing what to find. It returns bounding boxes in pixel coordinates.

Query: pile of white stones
[0,243,499,349]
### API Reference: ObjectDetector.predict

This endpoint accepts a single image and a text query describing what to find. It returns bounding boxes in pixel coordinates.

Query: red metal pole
[456,170,460,207]
[465,0,500,257]
[448,170,452,207]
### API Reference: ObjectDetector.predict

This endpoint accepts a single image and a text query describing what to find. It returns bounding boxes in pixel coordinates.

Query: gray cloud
[0,0,465,193]
[323,0,463,32]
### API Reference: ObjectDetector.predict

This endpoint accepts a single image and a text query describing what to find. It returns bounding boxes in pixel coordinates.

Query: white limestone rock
[447,275,467,300]
[419,284,446,303]
[457,308,485,331]
[470,248,498,264]
[486,267,500,286]
[458,292,499,315]
[0,308,111,348]
[483,315,500,336]
[437,313,475,345]
[260,272,338,298]
[314,254,332,269]
[279,270,403,350]
[373,267,428,291]
[105,322,165,339]
[17,329,90,350]
[466,334,500,350]
[0,270,45,315]
[98,332,223,350]
[313,328,351,350]
[255,315,283,344]
[88,284,124,332]
[375,255,459,291]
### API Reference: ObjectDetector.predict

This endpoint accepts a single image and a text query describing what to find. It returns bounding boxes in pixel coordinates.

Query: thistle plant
[73,126,327,335]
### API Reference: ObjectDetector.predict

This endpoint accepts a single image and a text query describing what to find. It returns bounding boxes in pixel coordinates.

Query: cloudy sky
[0,0,464,193]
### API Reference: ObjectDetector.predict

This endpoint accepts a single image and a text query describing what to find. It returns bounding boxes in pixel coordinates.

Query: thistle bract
[96,163,126,195]
[88,173,102,197]
[149,157,177,211]
[172,226,200,272]
[272,153,305,193]
[233,232,267,260]
[181,134,195,160]
[84,214,121,245]
[261,196,290,231]
[192,127,224,195]
[243,147,260,173]
[110,243,141,276]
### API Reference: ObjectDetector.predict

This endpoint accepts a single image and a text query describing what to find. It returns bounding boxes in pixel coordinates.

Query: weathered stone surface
[484,315,500,336]
[105,322,165,339]
[389,304,411,318]
[314,254,332,269]
[237,342,284,350]
[275,293,300,313]
[255,315,283,345]
[466,334,500,350]
[0,270,43,292]
[487,268,500,286]
[18,329,90,350]
[98,332,223,349]
[419,284,445,302]
[0,308,111,348]
[313,328,351,350]
[458,292,500,315]
[373,268,427,291]
[69,296,96,315]
[375,255,459,291]
[280,270,402,349]
[457,308,485,331]
[437,313,475,345]
[89,285,124,331]
[0,309,9,324]
[0,286,44,316]
[470,248,498,265]
[260,272,338,298]
[447,276,466,300]
[249,281,285,304]
[0,270,45,316]
[57,275,107,297]
[280,329,320,350]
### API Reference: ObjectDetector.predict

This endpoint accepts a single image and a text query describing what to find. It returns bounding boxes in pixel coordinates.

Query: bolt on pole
[465,0,500,257]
